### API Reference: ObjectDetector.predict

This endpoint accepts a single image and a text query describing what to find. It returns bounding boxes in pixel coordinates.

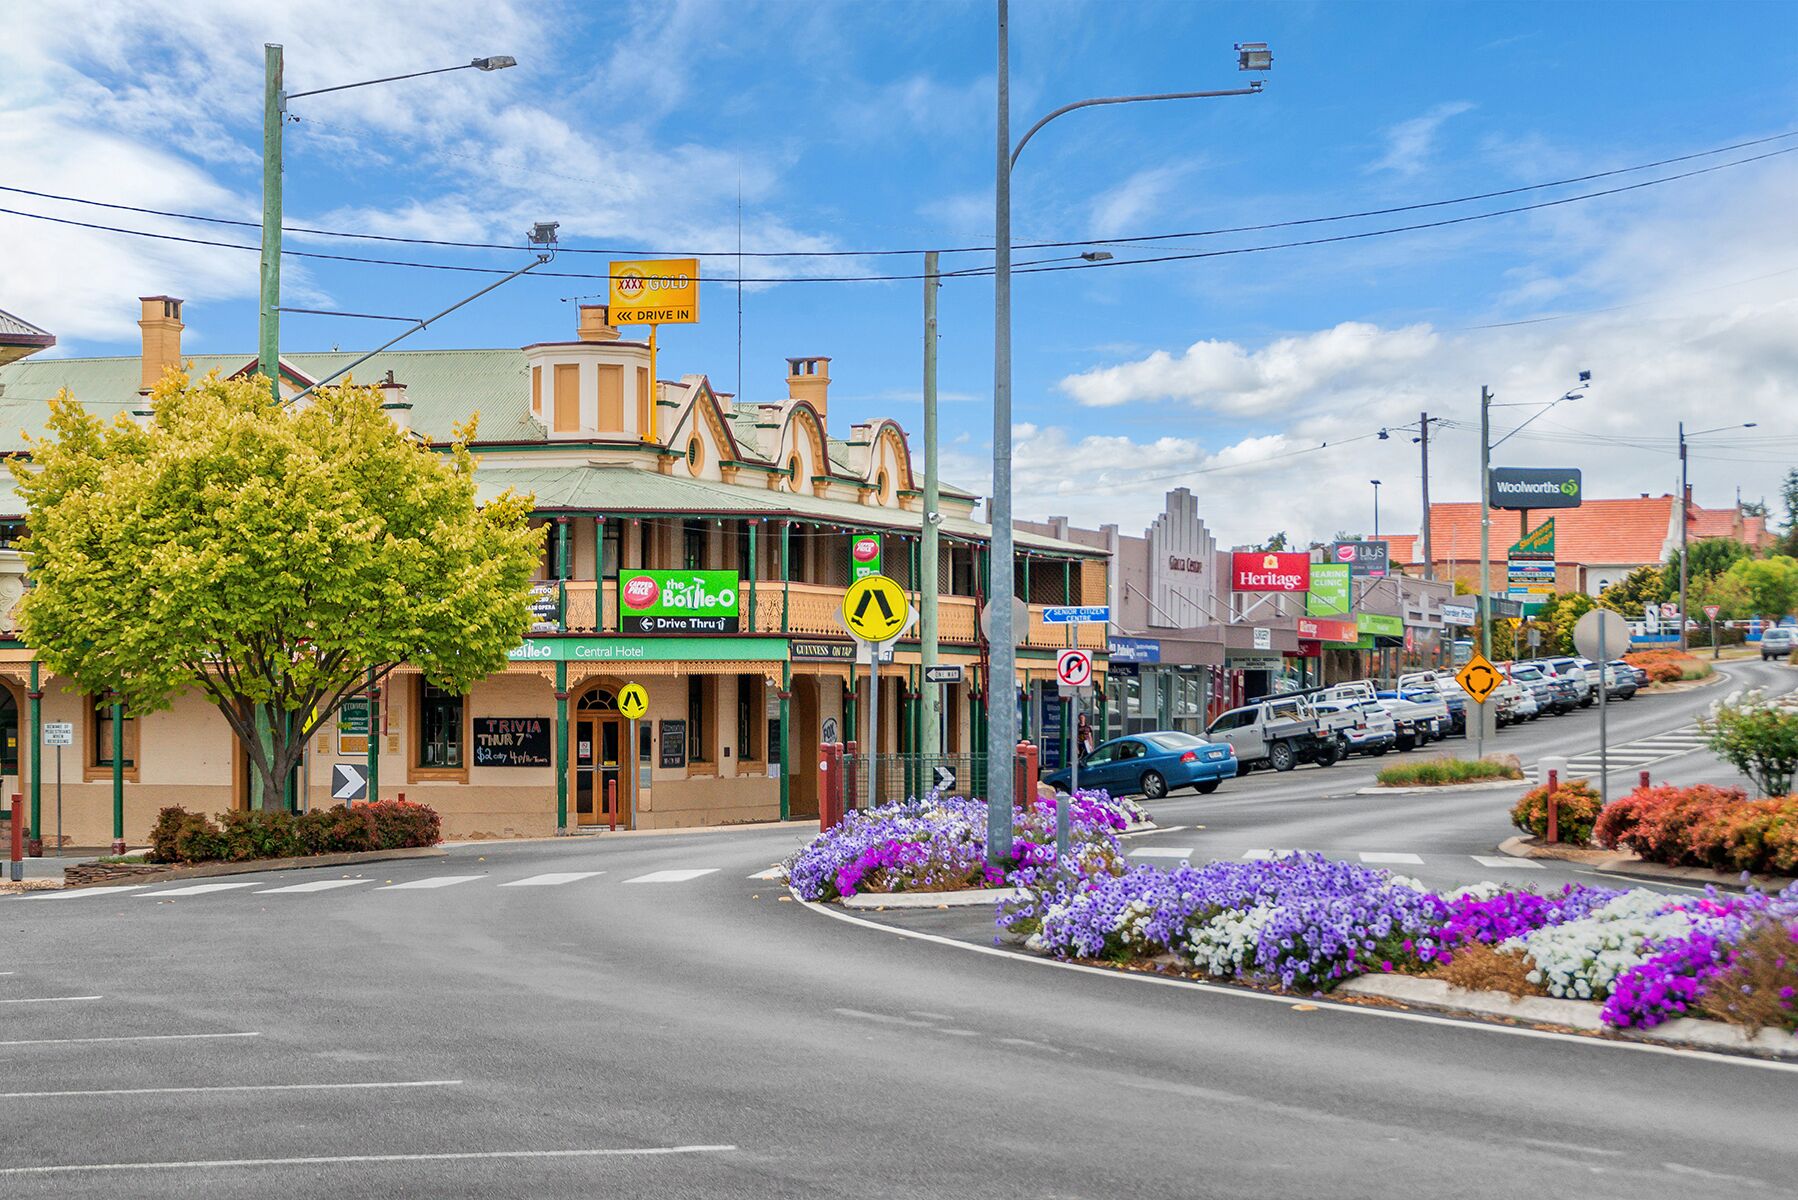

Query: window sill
[685,763,717,779]
[83,766,140,783]
[408,766,469,784]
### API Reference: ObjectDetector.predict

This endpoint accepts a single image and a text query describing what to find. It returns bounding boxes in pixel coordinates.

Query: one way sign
[331,763,369,802]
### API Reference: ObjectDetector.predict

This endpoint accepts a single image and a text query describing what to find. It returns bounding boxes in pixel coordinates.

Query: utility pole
[920,251,942,755]
[1479,386,1492,659]
[989,0,1015,863]
[1419,411,1433,580]
[258,44,284,400]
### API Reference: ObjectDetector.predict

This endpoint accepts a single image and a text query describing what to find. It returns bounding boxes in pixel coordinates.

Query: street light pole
[1371,479,1382,539]
[988,1,1264,865]
[1479,386,1492,660]
[1677,421,1757,651]
[921,250,942,756]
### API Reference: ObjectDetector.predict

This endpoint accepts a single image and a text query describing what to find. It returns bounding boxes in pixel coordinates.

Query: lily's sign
[619,570,740,633]
[1230,551,1311,593]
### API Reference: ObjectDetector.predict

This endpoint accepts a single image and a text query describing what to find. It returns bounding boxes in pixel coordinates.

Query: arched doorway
[572,687,630,828]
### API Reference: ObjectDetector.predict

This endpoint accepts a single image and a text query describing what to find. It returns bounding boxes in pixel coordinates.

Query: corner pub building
[0,298,1108,846]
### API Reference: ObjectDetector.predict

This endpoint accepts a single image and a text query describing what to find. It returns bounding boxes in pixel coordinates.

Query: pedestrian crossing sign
[618,683,649,721]
[841,574,910,643]
[1456,653,1502,705]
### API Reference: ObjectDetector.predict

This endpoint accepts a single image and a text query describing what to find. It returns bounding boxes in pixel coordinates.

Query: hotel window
[88,697,140,781]
[683,519,707,569]
[687,676,713,764]
[736,674,760,763]
[418,683,465,769]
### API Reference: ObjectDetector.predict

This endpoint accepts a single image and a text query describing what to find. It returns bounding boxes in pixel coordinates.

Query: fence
[818,743,1043,831]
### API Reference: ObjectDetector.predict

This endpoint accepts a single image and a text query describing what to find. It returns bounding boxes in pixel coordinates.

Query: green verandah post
[555,660,569,832]
[28,660,41,853]
[365,668,379,802]
[779,660,791,821]
[110,695,124,854]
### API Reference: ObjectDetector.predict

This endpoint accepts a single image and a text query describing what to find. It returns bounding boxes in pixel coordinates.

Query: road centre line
[0,995,101,1005]
[797,892,1798,1075]
[0,1079,462,1100]
[0,1032,260,1048]
[0,1145,739,1176]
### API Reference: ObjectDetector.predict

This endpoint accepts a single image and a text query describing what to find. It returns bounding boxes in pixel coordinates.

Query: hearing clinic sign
[1230,551,1311,593]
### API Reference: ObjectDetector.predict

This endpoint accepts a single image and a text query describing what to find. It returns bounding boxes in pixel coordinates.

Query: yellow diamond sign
[1456,653,1503,705]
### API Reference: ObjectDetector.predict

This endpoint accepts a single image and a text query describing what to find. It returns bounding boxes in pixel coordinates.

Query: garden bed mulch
[1497,835,1792,889]
[60,844,445,889]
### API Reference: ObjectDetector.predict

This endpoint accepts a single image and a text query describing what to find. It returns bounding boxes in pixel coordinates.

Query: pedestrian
[1076,712,1096,757]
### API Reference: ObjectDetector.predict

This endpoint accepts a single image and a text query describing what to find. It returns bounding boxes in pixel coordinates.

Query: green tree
[1664,538,1753,595]
[1717,555,1798,619]
[1597,564,1671,615]
[1260,531,1290,551]
[11,371,542,810]
[1534,591,1597,656]
[1780,468,1798,557]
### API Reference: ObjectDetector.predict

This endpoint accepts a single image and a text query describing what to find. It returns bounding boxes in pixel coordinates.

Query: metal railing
[838,749,987,811]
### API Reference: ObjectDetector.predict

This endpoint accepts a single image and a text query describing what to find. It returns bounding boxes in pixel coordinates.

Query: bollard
[9,794,22,883]
[1640,770,1651,790]
[607,778,618,833]
[1546,768,1559,845]
[818,743,844,833]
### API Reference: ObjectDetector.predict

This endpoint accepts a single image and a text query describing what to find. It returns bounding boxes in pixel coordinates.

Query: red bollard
[1640,770,1651,790]
[819,742,844,832]
[9,794,22,883]
[1545,768,1559,845]
[607,778,618,833]
[1013,741,1040,809]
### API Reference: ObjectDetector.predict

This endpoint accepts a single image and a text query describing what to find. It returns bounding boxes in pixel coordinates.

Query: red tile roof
[1385,534,1420,565]
[1414,493,1766,566]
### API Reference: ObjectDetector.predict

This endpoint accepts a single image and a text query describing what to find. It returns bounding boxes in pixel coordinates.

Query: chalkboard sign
[527,582,561,633]
[658,719,687,770]
[473,717,552,767]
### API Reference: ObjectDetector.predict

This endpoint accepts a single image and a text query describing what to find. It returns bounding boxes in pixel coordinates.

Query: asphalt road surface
[2,659,1792,1198]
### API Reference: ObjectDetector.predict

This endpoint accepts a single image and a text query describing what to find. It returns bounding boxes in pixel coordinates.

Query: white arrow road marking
[624,869,719,884]
[498,872,605,888]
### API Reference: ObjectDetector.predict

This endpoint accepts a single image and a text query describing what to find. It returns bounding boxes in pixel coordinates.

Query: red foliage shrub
[363,799,441,850]
[1593,783,1798,874]
[147,801,440,863]
[1511,779,1603,846]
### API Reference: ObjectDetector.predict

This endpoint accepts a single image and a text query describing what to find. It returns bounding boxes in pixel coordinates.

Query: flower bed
[1594,782,1798,875]
[996,849,1798,1039]
[1375,756,1522,788]
[780,788,1143,902]
[148,800,441,863]
[1624,649,1713,684]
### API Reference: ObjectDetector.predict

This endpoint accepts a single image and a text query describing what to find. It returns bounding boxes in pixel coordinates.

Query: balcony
[550,579,1104,650]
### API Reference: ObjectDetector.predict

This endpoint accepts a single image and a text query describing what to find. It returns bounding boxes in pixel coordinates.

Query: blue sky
[5,0,1797,545]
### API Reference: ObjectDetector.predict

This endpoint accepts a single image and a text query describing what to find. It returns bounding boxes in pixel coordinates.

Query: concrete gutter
[1497,835,1791,890]
[1336,973,1798,1059]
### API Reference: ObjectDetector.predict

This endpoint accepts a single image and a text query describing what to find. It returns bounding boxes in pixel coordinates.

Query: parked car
[1542,657,1595,707]
[1760,627,1796,660]
[1313,699,1397,757]
[1609,658,1650,690]
[1205,695,1341,772]
[1043,730,1237,800]
[1373,690,1442,751]
[1502,663,1556,717]
[1536,664,1581,714]
[1598,662,1637,700]
[1499,678,1539,723]
[1398,672,1467,736]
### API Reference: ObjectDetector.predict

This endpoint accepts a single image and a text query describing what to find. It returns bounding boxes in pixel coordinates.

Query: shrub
[1375,756,1522,788]
[1701,688,1798,796]
[145,801,440,863]
[1593,783,1798,875]
[1700,919,1798,1035]
[1510,778,1603,846]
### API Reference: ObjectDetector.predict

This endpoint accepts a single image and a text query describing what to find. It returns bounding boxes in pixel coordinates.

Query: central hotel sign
[1230,551,1311,593]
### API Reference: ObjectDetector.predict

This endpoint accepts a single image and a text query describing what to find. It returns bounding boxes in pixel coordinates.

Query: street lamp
[257,47,517,398]
[1371,480,1382,539]
[987,0,1266,864]
[1677,420,1758,650]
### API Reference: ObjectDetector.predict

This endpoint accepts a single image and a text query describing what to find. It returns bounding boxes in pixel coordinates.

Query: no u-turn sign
[1056,648,1093,689]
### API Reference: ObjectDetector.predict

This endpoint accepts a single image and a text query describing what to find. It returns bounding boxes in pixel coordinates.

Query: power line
[5,142,1794,289]
[2,127,1793,260]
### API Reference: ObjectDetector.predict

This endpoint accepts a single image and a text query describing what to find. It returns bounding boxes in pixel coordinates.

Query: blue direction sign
[1042,605,1110,625]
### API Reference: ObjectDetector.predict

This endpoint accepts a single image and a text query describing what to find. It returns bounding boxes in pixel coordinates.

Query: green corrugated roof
[0,349,530,449]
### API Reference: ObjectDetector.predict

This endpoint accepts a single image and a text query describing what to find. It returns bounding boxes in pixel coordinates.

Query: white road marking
[800,891,1798,1075]
[0,1145,737,1176]
[255,880,372,894]
[1471,855,1543,870]
[0,995,101,1005]
[498,872,605,888]
[747,867,783,880]
[374,875,485,891]
[0,1032,260,1048]
[142,882,262,898]
[624,869,719,884]
[1128,847,1194,860]
[30,886,149,900]
[0,1079,459,1100]
[1359,852,1424,865]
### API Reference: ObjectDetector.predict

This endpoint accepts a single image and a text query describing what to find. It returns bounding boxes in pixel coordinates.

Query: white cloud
[1088,166,1187,239]
[1058,322,1439,414]
[1369,101,1475,176]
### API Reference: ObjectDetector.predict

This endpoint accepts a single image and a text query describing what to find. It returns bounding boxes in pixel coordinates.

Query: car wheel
[1369,744,1389,757]
[1195,780,1220,795]
[1315,740,1341,768]
[1581,696,1594,708]
[1396,734,1415,752]
[1140,770,1168,799]
[1269,741,1297,772]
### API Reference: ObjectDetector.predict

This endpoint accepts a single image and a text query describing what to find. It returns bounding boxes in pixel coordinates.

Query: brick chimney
[786,356,830,422]
[577,304,621,342]
[137,296,184,392]
[379,369,412,431]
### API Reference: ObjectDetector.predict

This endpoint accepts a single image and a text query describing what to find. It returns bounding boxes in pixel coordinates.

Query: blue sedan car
[1042,731,1238,800]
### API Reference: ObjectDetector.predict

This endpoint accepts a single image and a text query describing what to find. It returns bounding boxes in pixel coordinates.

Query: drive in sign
[619,570,740,633]
[1231,551,1311,592]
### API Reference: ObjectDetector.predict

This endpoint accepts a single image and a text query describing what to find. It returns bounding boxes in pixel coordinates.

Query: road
[1,659,1791,1198]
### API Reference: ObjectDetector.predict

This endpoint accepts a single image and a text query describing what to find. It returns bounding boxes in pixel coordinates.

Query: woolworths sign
[1489,467,1582,510]
[619,570,741,633]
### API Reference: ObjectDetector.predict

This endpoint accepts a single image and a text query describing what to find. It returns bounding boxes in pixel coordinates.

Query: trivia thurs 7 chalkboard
[472,717,552,767]
[658,719,687,769]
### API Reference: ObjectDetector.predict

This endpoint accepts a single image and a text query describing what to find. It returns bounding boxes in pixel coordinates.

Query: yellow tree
[11,371,542,810]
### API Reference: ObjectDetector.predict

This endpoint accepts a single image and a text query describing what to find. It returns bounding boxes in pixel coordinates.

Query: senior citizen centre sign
[1230,551,1311,593]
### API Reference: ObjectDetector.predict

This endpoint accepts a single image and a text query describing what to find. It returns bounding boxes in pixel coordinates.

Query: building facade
[0,298,1108,846]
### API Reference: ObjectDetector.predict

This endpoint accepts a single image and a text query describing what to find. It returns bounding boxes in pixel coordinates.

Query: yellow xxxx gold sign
[609,258,699,325]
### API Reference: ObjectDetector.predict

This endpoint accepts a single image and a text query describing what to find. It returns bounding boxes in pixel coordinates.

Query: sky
[3,0,1797,548]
